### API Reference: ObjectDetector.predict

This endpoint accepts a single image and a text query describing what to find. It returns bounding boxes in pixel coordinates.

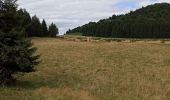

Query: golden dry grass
[0,37,170,100]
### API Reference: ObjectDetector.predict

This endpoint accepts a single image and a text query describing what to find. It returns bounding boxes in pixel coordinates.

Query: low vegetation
[0,37,170,100]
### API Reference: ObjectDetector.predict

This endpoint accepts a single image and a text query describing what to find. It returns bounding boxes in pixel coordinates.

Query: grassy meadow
[0,37,170,100]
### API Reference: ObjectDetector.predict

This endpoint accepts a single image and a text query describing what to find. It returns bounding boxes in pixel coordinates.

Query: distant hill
[66,3,170,38]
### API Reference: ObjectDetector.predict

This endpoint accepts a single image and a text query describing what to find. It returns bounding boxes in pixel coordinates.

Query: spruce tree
[49,23,58,37]
[31,15,42,37]
[41,19,48,37]
[17,9,32,37]
[0,0,18,33]
[0,0,39,86]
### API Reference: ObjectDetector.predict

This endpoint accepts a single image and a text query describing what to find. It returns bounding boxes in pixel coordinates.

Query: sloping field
[0,38,170,100]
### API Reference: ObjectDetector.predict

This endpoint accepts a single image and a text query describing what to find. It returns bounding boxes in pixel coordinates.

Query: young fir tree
[0,0,39,86]
[49,23,59,37]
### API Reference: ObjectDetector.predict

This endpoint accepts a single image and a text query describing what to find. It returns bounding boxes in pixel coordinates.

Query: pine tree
[17,9,32,37]
[41,19,48,37]
[31,15,42,37]
[0,0,18,33]
[49,23,58,37]
[0,0,39,86]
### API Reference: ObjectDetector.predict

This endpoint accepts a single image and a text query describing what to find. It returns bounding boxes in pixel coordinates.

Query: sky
[17,0,170,35]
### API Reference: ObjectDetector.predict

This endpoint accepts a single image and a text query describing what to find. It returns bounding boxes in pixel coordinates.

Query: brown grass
[0,37,170,100]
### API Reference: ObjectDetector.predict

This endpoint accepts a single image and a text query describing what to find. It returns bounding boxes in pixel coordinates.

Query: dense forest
[66,3,170,38]
[0,1,59,37]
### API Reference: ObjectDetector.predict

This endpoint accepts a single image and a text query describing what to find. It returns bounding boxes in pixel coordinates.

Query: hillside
[66,3,170,38]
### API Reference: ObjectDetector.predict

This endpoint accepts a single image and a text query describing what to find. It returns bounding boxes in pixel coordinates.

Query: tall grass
[0,38,170,100]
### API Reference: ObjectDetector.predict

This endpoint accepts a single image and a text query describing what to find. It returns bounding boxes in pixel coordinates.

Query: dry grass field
[0,37,170,100]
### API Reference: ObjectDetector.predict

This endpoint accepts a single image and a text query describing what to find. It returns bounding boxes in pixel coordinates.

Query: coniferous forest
[66,3,170,38]
[0,1,59,37]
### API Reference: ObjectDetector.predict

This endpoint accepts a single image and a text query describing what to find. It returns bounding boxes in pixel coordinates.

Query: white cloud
[17,0,170,35]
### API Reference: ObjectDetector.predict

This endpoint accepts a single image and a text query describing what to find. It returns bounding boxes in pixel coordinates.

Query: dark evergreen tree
[16,9,51,37]
[0,0,39,86]
[17,9,32,37]
[30,15,42,37]
[49,23,58,37]
[41,19,48,36]
[0,0,18,33]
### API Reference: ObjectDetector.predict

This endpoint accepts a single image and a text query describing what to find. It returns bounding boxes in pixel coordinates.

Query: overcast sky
[17,0,170,35]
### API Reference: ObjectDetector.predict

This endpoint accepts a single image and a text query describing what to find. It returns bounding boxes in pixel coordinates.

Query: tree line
[66,3,170,38]
[17,9,59,37]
